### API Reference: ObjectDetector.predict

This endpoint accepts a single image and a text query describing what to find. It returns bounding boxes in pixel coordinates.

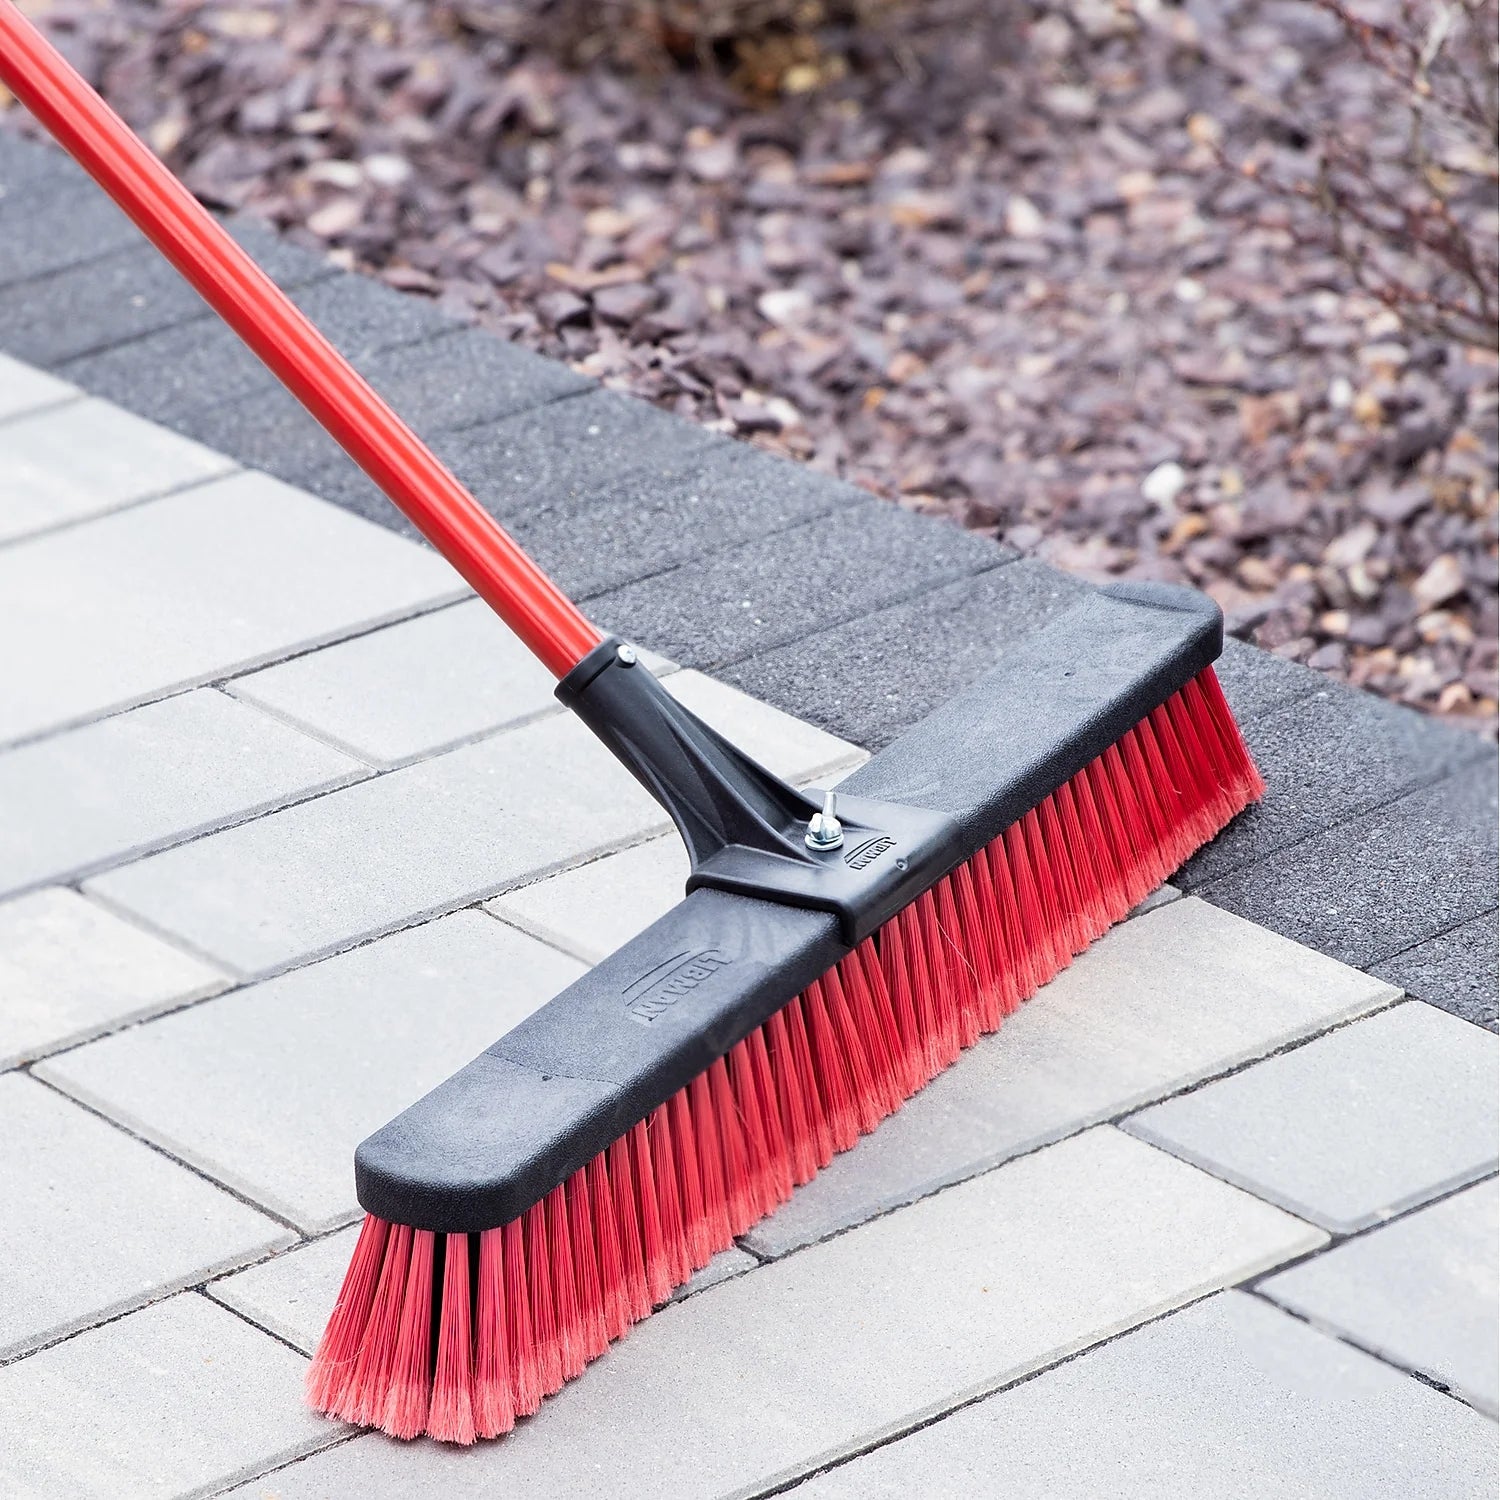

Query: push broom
[1,2,1264,1447]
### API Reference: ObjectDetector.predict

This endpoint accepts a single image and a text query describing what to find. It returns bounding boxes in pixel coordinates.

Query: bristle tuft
[308,666,1260,1442]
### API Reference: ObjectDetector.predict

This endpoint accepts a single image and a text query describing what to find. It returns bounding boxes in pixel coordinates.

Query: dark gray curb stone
[1,125,1493,1026]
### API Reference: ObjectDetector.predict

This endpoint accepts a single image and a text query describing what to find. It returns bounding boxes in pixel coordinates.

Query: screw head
[615,643,638,667]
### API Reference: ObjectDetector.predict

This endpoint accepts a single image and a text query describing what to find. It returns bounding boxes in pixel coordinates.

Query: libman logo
[843,835,895,871]
[623,949,731,1025]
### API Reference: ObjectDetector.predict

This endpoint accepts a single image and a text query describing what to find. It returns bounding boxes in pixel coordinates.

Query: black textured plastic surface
[356,582,1223,1230]
[557,639,963,944]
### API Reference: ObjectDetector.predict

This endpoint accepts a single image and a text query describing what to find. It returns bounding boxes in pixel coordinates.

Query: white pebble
[1142,461,1188,506]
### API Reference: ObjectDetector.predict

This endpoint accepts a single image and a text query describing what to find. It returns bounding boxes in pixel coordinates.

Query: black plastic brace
[555,639,963,946]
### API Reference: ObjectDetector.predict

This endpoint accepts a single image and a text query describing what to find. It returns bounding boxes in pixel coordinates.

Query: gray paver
[1201,757,1499,971]
[669,1247,760,1304]
[0,689,366,896]
[0,887,226,1069]
[1261,1178,1499,1415]
[0,351,76,420]
[1373,912,1499,1030]
[742,898,1396,1258]
[591,499,1006,671]
[88,680,858,977]
[719,559,1078,748]
[0,469,463,745]
[1214,633,1325,723]
[1179,685,1488,888]
[492,441,871,602]
[0,1073,291,1359]
[37,913,585,1231]
[224,1128,1321,1500]
[231,598,670,768]
[0,173,141,289]
[432,386,727,518]
[323,323,589,441]
[0,1294,338,1500]
[1127,1001,1499,1233]
[0,396,234,543]
[231,598,560,765]
[487,834,689,963]
[0,243,213,367]
[210,1225,364,1355]
[796,1292,1498,1500]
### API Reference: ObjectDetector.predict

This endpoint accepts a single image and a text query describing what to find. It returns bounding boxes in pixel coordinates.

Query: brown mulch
[5,0,1496,733]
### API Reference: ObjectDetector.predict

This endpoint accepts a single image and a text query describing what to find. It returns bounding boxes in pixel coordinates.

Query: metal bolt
[616,643,638,667]
[805,790,844,851]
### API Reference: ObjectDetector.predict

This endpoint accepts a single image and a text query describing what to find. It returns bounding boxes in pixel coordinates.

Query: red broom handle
[0,2,603,679]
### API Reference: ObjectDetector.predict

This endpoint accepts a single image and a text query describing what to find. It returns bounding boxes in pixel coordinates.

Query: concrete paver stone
[1261,1177,1499,1415]
[795,1291,1498,1500]
[0,1073,292,1360]
[0,396,234,543]
[1127,1001,1499,1232]
[0,1294,339,1500]
[0,887,226,1069]
[0,469,464,745]
[0,688,366,897]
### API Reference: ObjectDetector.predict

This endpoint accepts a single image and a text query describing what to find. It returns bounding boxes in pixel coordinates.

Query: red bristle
[949,863,1000,1033]
[610,1132,654,1319]
[1062,770,1124,918]
[894,899,943,1079]
[1149,701,1213,846]
[875,905,928,1091]
[345,1220,412,1427]
[648,1102,692,1285]
[311,669,1264,1443]
[743,1028,795,1204]
[545,1185,582,1379]
[589,1154,630,1342]
[1082,755,1134,905]
[763,1008,814,1182]
[524,1200,563,1396]
[1019,810,1067,968]
[841,943,904,1116]
[1166,687,1230,822]
[473,1228,514,1440]
[933,878,982,1050]
[688,1071,733,1249]
[918,882,966,1074]
[727,1039,775,1221]
[707,1057,755,1235]
[804,976,859,1150]
[382,1228,436,1440]
[428,1233,476,1445]
[975,839,1023,1016]
[632,1115,675,1304]
[1001,821,1048,992]
[306,1214,388,1412]
[1035,794,1088,954]
[1101,739,1160,895]
[502,1217,541,1416]
[668,1089,713,1270]
[784,997,836,1170]
[1121,722,1174,848]
[567,1171,607,1362]
[828,964,886,1135]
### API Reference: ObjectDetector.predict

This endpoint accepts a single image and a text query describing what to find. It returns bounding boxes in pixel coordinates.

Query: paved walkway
[2,126,1495,1032]
[0,354,1495,1498]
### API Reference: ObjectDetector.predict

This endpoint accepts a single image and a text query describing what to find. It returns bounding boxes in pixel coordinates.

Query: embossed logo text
[623,949,730,1025]
[843,835,895,871]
